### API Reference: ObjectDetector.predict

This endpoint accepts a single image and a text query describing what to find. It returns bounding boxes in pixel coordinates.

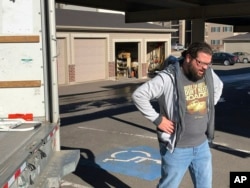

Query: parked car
[212,52,237,66]
[232,52,250,63]
[172,43,185,51]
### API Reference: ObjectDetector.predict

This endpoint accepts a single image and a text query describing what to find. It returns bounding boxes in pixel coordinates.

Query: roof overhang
[56,25,177,33]
[55,0,250,32]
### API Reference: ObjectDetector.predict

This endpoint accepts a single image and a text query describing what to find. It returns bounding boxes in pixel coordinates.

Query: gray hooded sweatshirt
[132,61,223,153]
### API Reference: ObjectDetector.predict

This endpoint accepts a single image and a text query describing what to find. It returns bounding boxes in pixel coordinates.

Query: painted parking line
[78,126,157,140]
[213,141,250,154]
[96,146,161,181]
[61,180,90,188]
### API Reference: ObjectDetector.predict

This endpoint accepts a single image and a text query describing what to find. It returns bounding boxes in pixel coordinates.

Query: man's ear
[186,54,192,63]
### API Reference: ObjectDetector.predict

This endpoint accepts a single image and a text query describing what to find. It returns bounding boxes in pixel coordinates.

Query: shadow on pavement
[60,103,156,134]
[210,143,250,158]
[214,66,250,76]
[214,82,250,138]
[60,104,136,125]
[61,146,130,188]
[59,82,158,131]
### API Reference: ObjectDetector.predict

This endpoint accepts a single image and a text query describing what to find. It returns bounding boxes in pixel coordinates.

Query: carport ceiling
[55,0,250,32]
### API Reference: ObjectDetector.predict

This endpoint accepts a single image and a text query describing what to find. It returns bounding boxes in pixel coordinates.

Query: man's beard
[186,63,204,82]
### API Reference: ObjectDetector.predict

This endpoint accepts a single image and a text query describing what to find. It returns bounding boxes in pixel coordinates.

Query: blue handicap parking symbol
[96,146,161,181]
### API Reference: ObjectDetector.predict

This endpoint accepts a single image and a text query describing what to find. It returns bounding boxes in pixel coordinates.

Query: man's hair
[181,41,213,58]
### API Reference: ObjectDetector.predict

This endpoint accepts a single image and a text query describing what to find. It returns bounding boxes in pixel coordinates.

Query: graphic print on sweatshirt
[184,81,208,116]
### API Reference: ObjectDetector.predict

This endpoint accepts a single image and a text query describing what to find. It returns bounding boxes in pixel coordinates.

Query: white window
[211,27,220,32]
[223,26,233,32]
[211,40,220,45]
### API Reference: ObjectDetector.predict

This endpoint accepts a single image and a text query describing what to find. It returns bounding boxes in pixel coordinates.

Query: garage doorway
[115,42,139,79]
[147,42,166,75]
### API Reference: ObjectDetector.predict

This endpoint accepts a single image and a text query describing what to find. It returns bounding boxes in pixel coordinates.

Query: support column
[191,19,205,42]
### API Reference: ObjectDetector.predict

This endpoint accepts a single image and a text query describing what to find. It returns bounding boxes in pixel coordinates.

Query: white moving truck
[0,0,79,187]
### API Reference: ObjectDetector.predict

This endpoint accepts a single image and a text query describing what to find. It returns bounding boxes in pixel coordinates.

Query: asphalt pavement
[59,63,250,188]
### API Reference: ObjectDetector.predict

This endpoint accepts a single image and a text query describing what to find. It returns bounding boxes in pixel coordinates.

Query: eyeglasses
[194,58,212,67]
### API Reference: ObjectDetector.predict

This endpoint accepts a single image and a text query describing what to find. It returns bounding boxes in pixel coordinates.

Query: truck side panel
[0,0,79,187]
[0,0,46,118]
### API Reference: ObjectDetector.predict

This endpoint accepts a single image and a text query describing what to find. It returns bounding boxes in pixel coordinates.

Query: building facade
[55,8,173,85]
[56,4,236,51]
[205,23,234,51]
[223,32,250,53]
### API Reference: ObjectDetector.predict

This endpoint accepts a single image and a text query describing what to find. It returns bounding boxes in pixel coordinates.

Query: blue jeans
[157,140,212,188]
